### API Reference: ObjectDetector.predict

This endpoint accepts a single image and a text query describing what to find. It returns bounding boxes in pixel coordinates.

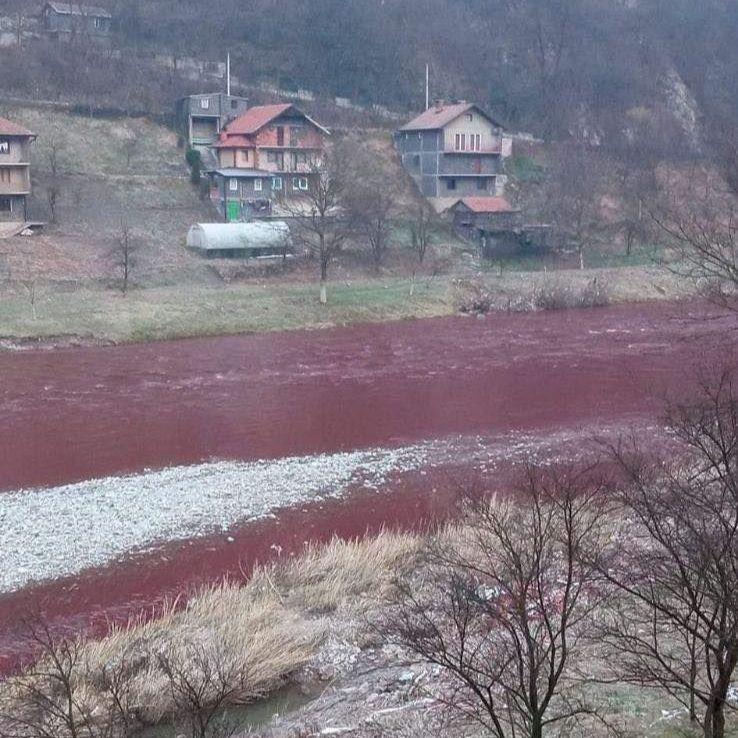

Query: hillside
[3,0,738,170]
[0,103,218,288]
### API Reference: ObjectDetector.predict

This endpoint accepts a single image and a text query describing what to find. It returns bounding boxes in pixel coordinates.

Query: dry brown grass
[259,531,423,613]
[0,530,421,735]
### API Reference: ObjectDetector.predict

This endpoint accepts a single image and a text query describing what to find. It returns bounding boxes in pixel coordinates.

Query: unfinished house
[395,101,512,207]
[176,93,250,149]
[41,2,113,41]
[209,104,329,222]
[0,117,35,223]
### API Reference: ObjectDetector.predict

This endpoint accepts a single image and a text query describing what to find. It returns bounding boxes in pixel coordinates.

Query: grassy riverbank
[0,266,688,347]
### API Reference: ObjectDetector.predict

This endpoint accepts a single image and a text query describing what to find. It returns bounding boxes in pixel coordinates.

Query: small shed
[187,221,290,259]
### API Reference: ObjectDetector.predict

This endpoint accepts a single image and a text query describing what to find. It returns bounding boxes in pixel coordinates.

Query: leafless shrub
[156,640,247,738]
[600,368,738,738]
[533,278,609,310]
[380,466,614,738]
[0,620,130,738]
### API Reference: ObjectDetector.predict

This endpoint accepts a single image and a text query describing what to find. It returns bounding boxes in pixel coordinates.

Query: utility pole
[227,53,231,97]
[425,64,430,110]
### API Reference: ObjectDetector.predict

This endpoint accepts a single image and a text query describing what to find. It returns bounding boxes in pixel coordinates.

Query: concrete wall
[44,7,112,35]
[0,194,26,221]
[439,176,497,196]
[439,153,501,176]
[443,113,499,151]
[0,136,31,164]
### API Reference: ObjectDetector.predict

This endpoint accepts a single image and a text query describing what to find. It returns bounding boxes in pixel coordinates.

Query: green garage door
[227,201,240,222]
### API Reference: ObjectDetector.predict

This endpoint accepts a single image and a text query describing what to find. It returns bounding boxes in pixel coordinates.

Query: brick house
[208,104,329,221]
[395,101,512,203]
[0,117,35,223]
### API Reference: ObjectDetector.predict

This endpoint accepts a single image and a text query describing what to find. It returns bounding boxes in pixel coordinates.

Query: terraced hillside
[0,103,217,288]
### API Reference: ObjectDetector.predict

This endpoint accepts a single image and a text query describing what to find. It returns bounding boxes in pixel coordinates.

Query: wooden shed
[186,221,290,259]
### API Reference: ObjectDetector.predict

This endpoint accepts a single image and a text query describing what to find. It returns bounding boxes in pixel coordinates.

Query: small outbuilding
[186,221,290,259]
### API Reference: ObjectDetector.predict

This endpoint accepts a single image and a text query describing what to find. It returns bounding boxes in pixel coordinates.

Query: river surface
[0,300,735,668]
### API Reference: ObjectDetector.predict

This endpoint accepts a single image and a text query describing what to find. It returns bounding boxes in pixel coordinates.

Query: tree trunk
[578,244,585,270]
[704,697,726,738]
[320,258,328,305]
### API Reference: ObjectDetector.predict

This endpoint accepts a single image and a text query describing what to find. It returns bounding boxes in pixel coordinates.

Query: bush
[533,278,610,310]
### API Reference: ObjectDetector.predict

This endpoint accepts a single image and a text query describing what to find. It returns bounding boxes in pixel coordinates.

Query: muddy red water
[1,300,732,492]
[0,300,735,667]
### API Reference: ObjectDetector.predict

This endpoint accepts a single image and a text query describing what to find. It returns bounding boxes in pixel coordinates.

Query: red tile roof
[399,102,501,132]
[455,196,517,214]
[213,134,255,149]
[0,116,35,137]
[224,104,330,136]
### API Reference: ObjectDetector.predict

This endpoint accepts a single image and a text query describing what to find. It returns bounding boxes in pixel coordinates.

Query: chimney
[433,98,445,112]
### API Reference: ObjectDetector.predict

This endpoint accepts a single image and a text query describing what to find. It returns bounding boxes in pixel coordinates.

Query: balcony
[0,165,30,195]
[442,145,502,155]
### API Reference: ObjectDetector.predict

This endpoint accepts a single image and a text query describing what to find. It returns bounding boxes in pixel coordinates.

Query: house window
[267,151,278,163]
[477,178,487,190]
[0,140,9,155]
[229,178,239,192]
[412,154,421,167]
[293,176,309,191]
[469,134,481,151]
[272,177,283,191]
[200,98,210,109]
[466,113,473,121]
[289,127,300,146]
[0,196,11,212]
[455,133,466,151]
[276,126,285,146]
[254,178,263,191]
[231,100,238,109]
[93,17,104,29]
[447,179,457,191]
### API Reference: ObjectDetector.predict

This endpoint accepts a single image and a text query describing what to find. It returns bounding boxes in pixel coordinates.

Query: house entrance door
[227,201,240,222]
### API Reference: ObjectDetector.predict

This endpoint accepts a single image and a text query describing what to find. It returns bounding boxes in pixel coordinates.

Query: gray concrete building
[0,116,35,223]
[176,93,250,149]
[395,101,512,207]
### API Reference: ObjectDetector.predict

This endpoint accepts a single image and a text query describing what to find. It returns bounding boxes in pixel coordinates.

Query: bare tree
[156,641,249,738]
[600,369,738,738]
[409,202,434,267]
[122,136,137,169]
[111,219,137,295]
[344,152,399,272]
[651,172,738,308]
[543,142,608,270]
[0,620,129,738]
[41,128,66,225]
[281,149,350,304]
[381,466,612,738]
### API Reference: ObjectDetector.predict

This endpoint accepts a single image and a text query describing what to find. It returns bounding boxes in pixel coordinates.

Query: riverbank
[0,265,687,348]
[0,526,709,738]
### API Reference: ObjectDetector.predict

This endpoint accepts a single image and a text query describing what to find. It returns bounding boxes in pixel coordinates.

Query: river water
[0,300,734,666]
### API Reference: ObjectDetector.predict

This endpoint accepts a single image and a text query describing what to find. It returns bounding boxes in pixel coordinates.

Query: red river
[0,300,735,668]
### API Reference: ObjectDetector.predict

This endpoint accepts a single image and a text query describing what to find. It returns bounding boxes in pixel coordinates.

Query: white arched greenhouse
[186,221,291,258]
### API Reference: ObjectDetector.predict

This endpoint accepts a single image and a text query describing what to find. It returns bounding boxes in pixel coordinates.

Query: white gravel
[0,443,442,594]
[0,425,638,594]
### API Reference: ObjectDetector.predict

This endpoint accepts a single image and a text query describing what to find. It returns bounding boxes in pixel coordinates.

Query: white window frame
[0,139,9,155]
[292,176,309,191]
[272,176,283,191]
[200,98,210,110]
[254,178,263,192]
[229,178,239,192]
